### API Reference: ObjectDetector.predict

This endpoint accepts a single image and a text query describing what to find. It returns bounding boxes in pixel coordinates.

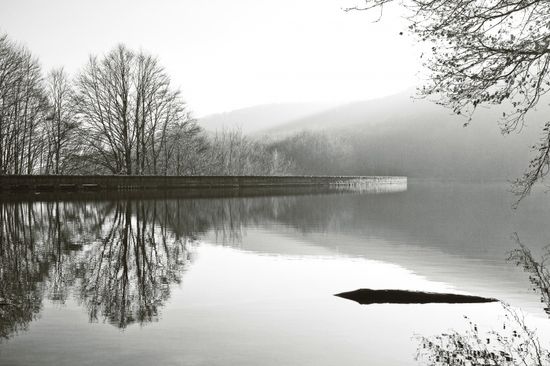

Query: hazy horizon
[0,0,419,116]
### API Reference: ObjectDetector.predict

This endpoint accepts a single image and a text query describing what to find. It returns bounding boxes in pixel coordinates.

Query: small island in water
[335,289,498,305]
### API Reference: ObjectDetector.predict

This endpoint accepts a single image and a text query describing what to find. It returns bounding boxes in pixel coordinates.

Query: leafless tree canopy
[44,68,78,174]
[0,35,48,175]
[508,233,550,317]
[74,45,200,175]
[0,34,292,176]
[349,0,550,203]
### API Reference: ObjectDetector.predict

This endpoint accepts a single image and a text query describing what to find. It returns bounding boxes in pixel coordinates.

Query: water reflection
[0,199,198,336]
[3,183,550,366]
[416,235,550,366]
[0,189,378,339]
[1,202,51,340]
[75,201,194,328]
[416,307,550,366]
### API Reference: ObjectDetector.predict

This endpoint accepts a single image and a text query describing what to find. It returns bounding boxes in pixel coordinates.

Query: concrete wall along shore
[0,175,407,192]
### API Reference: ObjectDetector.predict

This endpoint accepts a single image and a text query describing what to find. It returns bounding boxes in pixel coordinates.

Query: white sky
[0,0,420,116]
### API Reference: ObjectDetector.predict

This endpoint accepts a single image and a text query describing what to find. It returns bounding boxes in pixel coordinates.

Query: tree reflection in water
[417,234,550,366]
[75,201,193,328]
[0,194,319,339]
[0,203,45,339]
[0,199,198,338]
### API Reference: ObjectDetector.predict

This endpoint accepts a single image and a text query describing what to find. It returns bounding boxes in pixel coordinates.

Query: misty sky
[0,0,419,116]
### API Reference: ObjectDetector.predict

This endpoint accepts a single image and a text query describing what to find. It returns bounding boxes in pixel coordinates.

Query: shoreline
[0,175,407,194]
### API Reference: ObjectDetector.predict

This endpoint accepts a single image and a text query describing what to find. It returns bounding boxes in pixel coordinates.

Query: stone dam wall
[0,175,407,193]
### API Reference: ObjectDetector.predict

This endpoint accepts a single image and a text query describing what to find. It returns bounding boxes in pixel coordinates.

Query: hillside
[199,91,545,182]
[197,102,337,134]
[261,92,422,136]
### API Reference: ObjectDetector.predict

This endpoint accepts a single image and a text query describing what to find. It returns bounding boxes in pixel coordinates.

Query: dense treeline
[0,34,292,176]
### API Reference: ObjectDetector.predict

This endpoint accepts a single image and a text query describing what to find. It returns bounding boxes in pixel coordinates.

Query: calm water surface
[1,181,550,365]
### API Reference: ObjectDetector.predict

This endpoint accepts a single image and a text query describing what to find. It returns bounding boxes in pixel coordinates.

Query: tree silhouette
[74,45,200,175]
[416,309,550,366]
[348,0,550,204]
[0,34,48,174]
[508,233,550,316]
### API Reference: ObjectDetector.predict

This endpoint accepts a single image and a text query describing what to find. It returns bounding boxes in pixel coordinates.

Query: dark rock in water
[334,289,498,305]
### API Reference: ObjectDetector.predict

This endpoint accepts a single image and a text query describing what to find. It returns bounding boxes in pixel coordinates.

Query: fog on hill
[200,91,544,182]
[198,102,337,134]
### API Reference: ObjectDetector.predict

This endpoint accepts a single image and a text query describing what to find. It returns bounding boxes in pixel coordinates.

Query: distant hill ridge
[198,91,546,181]
[197,102,338,134]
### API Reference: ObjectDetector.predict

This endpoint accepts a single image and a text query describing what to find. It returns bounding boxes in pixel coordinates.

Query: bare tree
[508,233,550,317]
[74,45,135,174]
[0,34,48,175]
[416,307,550,366]
[74,45,201,175]
[158,120,205,175]
[0,34,290,177]
[43,68,78,174]
[348,1,550,204]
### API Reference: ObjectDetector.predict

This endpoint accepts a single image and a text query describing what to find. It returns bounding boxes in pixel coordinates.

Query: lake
[1,180,550,365]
